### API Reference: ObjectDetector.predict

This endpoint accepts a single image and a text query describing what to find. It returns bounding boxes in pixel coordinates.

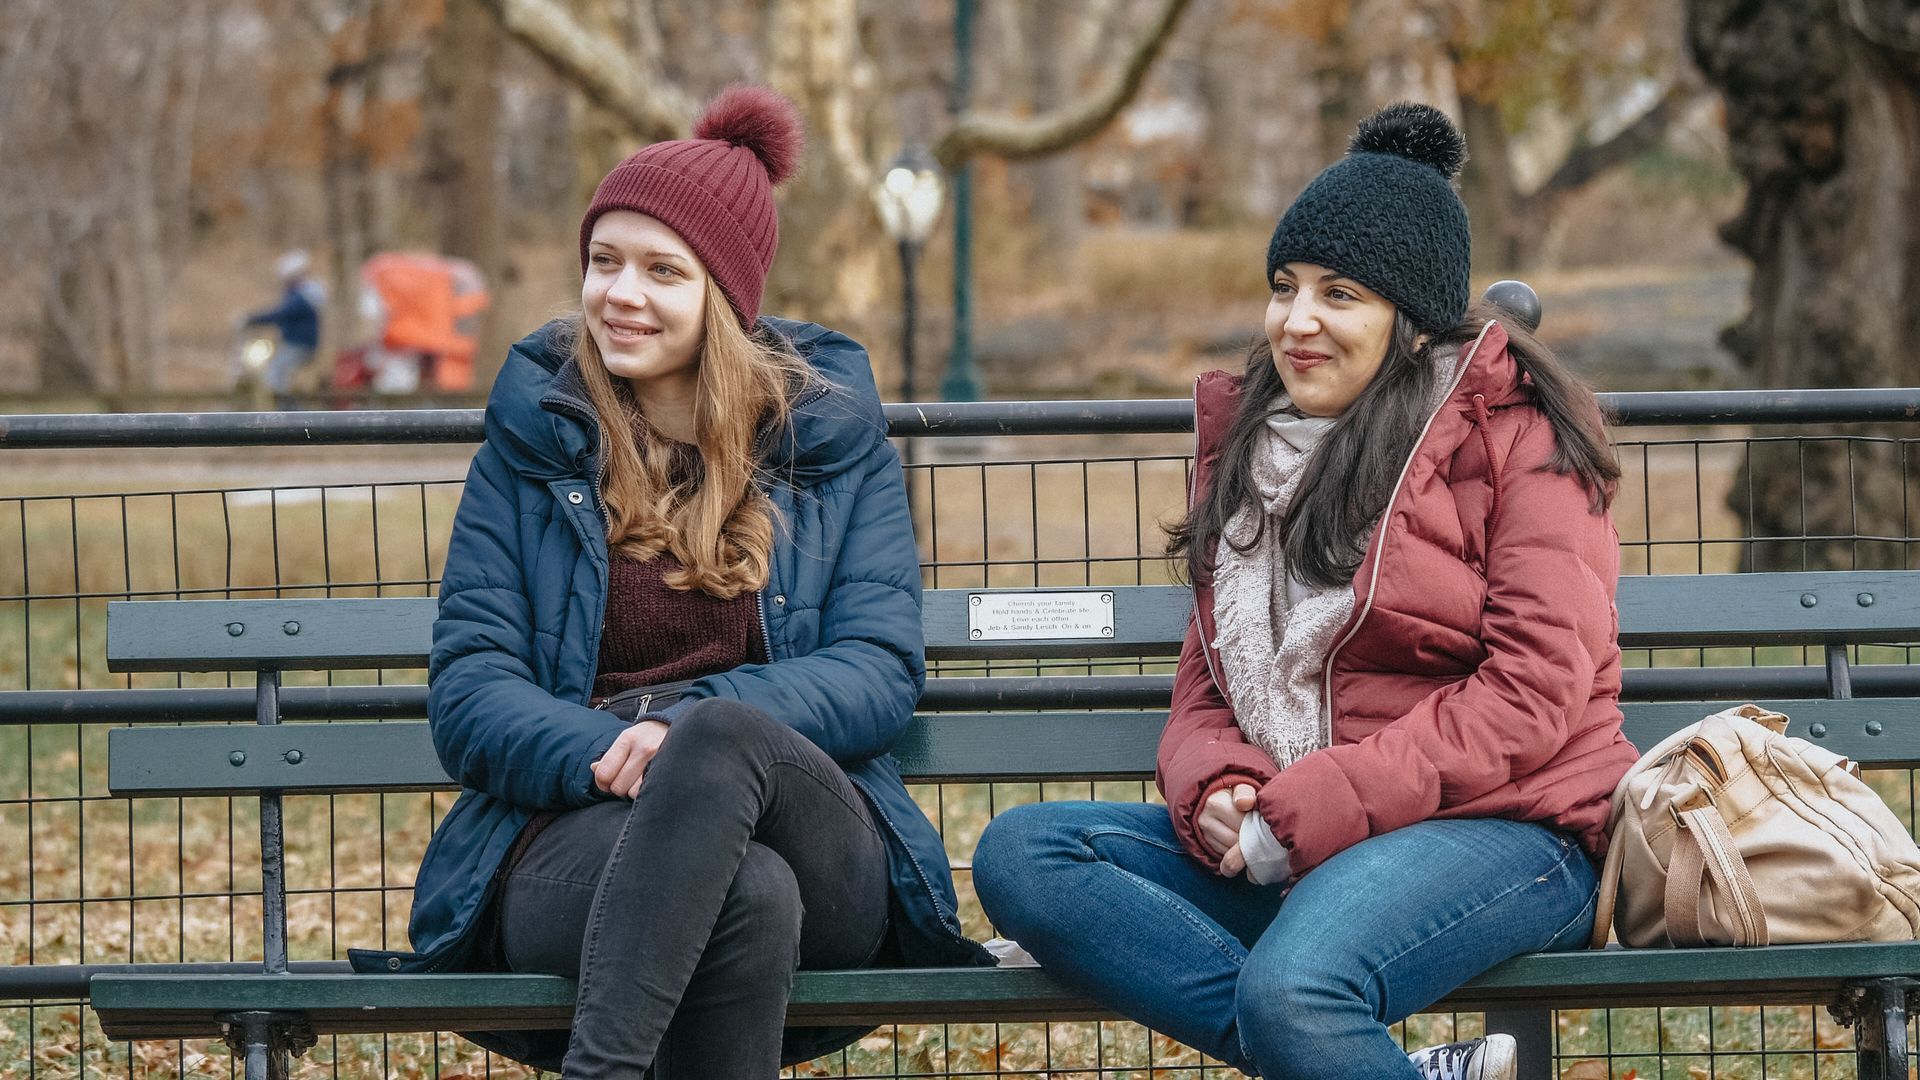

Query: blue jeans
[974,802,1598,1079]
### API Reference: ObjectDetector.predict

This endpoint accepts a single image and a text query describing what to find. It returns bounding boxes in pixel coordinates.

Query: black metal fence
[4,391,1920,1078]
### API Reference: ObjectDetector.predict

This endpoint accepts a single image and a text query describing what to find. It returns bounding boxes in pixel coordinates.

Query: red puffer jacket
[1159,320,1639,877]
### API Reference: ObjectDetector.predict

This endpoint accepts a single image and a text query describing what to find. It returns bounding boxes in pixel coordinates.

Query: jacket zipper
[1190,375,1232,705]
[1318,320,1499,722]
[753,383,831,459]
[541,391,612,701]
[754,589,773,662]
[856,783,974,942]
[748,380,832,663]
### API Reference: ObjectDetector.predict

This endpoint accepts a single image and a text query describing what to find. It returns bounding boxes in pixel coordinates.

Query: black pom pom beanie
[1265,102,1472,333]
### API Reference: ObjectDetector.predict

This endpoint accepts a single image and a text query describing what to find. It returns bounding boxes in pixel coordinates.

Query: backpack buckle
[1670,788,1712,826]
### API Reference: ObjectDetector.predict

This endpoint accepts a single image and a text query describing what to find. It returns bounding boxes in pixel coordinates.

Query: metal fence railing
[4,390,1920,1078]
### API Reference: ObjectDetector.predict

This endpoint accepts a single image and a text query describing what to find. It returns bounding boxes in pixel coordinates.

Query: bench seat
[92,941,1920,1040]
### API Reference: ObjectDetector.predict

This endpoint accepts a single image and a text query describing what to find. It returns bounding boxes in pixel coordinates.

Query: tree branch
[933,0,1193,169]
[474,0,695,142]
[1527,83,1703,199]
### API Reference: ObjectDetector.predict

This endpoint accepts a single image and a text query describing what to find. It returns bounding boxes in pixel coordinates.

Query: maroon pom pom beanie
[580,85,805,326]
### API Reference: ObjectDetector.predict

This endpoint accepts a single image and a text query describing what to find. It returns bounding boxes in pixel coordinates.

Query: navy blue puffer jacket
[350,318,989,1063]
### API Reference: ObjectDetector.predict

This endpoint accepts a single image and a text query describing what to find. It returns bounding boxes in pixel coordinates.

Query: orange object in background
[359,253,491,391]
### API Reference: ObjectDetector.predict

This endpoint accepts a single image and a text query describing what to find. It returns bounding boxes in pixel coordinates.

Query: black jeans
[497,698,892,1079]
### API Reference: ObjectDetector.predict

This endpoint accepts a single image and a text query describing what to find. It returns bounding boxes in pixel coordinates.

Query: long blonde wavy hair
[572,277,812,599]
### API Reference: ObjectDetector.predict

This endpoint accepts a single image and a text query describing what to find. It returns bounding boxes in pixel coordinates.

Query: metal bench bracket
[1832,977,1919,1080]
[219,1010,316,1080]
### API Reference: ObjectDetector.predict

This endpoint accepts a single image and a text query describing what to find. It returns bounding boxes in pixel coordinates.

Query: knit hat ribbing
[580,85,804,327]
[1265,103,1472,333]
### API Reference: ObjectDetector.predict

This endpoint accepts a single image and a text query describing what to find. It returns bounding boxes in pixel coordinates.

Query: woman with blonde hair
[362,86,989,1078]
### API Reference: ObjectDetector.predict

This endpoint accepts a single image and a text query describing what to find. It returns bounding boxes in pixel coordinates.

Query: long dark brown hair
[1167,301,1620,588]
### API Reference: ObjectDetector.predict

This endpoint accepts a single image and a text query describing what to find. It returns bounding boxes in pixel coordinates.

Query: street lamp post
[944,0,980,402]
[873,147,946,474]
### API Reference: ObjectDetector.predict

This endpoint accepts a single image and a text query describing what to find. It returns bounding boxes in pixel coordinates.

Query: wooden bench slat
[103,573,1920,675]
[91,941,1920,1040]
[1616,571,1920,647]
[109,722,447,797]
[106,711,1173,796]
[106,599,435,673]
[1620,698,1920,764]
[106,697,1920,797]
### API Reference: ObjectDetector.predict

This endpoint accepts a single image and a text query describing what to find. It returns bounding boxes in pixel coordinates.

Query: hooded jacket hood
[486,316,889,487]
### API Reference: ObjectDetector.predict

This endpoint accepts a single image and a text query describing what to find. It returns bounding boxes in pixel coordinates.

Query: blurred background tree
[1689,0,1920,569]
[0,0,1900,423]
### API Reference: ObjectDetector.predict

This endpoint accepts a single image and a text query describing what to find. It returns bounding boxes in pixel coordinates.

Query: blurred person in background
[238,250,326,409]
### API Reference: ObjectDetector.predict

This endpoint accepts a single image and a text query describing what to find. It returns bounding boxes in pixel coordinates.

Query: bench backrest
[103,570,1920,668]
[102,571,1920,799]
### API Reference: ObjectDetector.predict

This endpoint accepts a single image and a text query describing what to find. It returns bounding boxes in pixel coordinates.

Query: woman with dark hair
[973,103,1638,1080]
[358,86,988,1079]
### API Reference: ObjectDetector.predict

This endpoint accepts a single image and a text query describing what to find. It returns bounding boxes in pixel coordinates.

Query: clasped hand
[591,719,670,799]
[1197,782,1259,877]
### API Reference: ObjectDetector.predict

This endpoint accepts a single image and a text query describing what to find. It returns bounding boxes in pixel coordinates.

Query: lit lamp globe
[874,151,945,246]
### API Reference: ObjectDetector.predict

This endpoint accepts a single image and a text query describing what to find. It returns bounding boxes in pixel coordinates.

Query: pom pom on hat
[1348,101,1467,179]
[693,84,803,186]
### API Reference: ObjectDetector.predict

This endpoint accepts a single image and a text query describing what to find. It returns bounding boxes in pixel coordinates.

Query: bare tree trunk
[1313,0,1366,165]
[37,238,102,396]
[1191,0,1254,224]
[356,0,392,260]
[764,0,884,330]
[322,78,364,349]
[425,0,508,367]
[1017,0,1085,278]
[18,0,203,400]
[323,4,373,348]
[1455,90,1525,276]
[567,0,647,207]
[1693,0,1920,570]
[114,14,180,406]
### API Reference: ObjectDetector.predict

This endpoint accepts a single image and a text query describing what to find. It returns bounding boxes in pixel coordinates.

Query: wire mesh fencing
[2,408,1919,1078]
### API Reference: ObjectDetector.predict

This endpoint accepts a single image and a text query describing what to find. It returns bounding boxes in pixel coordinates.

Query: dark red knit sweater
[590,442,765,700]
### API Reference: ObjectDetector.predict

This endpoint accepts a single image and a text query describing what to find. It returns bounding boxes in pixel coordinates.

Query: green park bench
[70,571,1920,1079]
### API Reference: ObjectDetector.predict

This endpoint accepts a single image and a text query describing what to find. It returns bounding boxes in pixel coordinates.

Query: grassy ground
[1,433,1914,1078]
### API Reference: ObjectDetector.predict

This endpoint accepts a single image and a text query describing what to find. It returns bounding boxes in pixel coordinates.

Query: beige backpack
[1591,704,1920,949]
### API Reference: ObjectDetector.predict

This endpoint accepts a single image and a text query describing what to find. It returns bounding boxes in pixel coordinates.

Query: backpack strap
[1589,822,1628,949]
[1666,804,1770,947]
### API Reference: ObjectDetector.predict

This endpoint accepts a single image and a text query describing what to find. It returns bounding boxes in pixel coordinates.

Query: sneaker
[1407,1033,1516,1080]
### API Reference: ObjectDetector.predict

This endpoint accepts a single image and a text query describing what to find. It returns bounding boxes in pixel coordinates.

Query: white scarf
[1210,405,1349,770]
[1211,343,1467,770]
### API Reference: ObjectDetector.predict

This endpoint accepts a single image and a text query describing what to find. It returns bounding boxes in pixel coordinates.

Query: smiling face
[1264,262,1400,418]
[582,210,708,398]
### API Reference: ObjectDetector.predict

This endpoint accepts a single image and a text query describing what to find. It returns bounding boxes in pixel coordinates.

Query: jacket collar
[1193,319,1525,473]
[482,317,887,484]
